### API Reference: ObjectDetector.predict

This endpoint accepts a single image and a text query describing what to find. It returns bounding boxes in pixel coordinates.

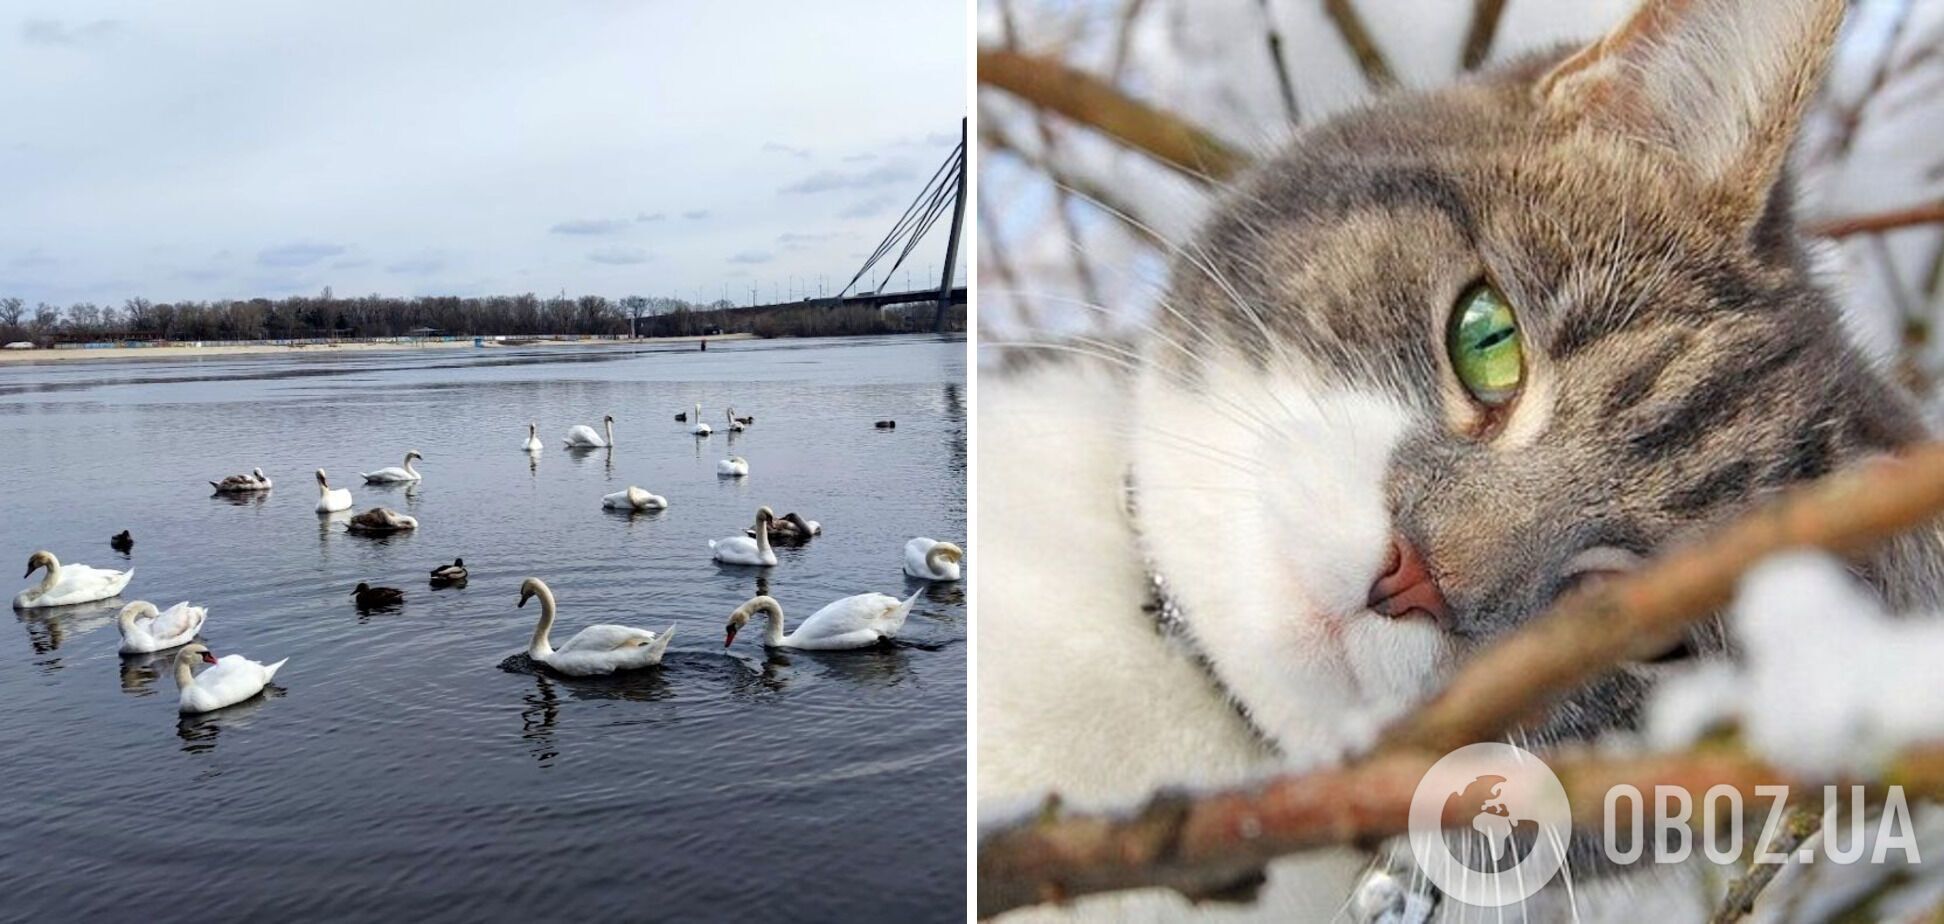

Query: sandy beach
[0,332,753,364]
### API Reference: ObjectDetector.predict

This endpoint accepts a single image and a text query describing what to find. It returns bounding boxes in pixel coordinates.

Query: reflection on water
[0,335,964,920]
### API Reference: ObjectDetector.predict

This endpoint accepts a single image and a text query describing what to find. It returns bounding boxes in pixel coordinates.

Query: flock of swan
[14,406,964,714]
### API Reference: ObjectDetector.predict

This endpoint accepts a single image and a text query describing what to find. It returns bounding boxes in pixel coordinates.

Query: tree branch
[1806,202,1944,238]
[980,442,1944,917]
[1458,0,1509,71]
[977,48,1248,184]
[1321,0,1397,89]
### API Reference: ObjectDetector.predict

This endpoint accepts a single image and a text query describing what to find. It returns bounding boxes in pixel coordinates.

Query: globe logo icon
[1409,743,1572,907]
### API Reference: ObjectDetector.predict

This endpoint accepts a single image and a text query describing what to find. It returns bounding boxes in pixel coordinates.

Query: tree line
[0,291,961,345]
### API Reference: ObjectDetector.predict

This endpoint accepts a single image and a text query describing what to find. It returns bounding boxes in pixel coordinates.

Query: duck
[674,410,689,422]
[173,643,287,714]
[746,511,819,540]
[903,538,963,581]
[522,422,543,453]
[315,469,353,513]
[116,600,207,653]
[726,407,746,432]
[346,507,418,533]
[874,420,896,429]
[352,583,406,607]
[210,467,273,493]
[717,456,749,477]
[518,577,676,676]
[735,411,755,426]
[724,589,920,650]
[360,450,423,483]
[710,507,777,566]
[14,550,133,609]
[565,415,615,448]
[430,559,468,585]
[690,403,712,436]
[602,486,669,511]
[110,530,134,553]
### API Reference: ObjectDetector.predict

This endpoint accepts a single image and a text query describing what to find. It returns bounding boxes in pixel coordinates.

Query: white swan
[903,538,963,581]
[522,422,543,453]
[346,507,418,533]
[117,600,207,653]
[724,590,920,650]
[315,469,353,513]
[726,407,745,432]
[519,577,676,676]
[360,450,423,483]
[14,550,132,609]
[717,456,749,477]
[691,403,712,436]
[174,642,286,714]
[710,507,777,566]
[565,415,615,448]
[602,486,669,510]
[210,467,272,493]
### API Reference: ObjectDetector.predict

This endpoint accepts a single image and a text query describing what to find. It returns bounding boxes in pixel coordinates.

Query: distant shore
[0,332,755,364]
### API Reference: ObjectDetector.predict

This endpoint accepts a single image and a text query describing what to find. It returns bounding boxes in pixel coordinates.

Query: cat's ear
[1537,0,1843,222]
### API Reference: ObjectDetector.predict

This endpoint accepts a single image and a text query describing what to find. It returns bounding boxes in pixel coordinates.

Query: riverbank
[0,332,754,364]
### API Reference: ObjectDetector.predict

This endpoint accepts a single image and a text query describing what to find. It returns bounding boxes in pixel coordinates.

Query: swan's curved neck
[33,556,60,595]
[754,518,772,557]
[174,651,198,690]
[119,603,152,636]
[316,475,331,498]
[927,544,959,575]
[604,418,614,445]
[403,454,419,476]
[528,584,559,658]
[736,597,788,645]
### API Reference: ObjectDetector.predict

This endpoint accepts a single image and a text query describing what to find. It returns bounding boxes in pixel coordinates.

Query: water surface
[0,335,966,921]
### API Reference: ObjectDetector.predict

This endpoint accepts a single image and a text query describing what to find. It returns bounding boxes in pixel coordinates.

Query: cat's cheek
[1339,615,1451,713]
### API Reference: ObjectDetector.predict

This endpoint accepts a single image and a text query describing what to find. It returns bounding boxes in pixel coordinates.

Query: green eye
[1448,283,1524,405]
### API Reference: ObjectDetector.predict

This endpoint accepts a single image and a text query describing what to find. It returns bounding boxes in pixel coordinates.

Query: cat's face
[1129,0,1923,756]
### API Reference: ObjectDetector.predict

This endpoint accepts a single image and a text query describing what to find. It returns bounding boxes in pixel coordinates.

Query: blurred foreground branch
[979,443,1944,917]
[1807,202,1944,238]
[977,49,1247,183]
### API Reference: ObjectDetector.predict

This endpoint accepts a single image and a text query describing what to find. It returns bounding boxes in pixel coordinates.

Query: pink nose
[1367,536,1449,624]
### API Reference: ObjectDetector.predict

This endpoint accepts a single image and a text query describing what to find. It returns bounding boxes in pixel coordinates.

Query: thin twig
[978,48,1248,183]
[1806,202,1944,238]
[1458,0,1509,71]
[1711,803,1823,924]
[1321,0,1397,90]
[1253,0,1301,124]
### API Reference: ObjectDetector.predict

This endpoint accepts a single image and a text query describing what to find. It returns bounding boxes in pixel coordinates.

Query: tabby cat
[978,0,1944,918]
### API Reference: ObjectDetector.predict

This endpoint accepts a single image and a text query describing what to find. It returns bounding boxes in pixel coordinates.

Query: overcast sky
[0,1,966,307]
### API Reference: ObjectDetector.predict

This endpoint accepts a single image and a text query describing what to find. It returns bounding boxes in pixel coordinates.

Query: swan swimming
[518,577,676,676]
[565,415,615,448]
[690,403,712,436]
[726,407,745,432]
[522,422,543,453]
[314,469,353,513]
[361,450,423,483]
[210,467,272,493]
[748,512,819,540]
[602,486,668,511]
[14,550,132,609]
[116,600,206,653]
[346,507,418,533]
[903,538,963,581]
[716,456,749,477]
[710,507,777,566]
[173,642,286,714]
[724,589,920,650]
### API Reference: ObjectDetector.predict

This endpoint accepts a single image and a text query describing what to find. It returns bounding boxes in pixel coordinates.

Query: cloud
[256,242,346,268]
[20,18,121,47]
[9,250,56,268]
[331,258,371,270]
[549,218,630,235]
[635,212,666,222]
[841,153,876,163]
[838,195,897,219]
[761,141,810,158]
[683,210,710,220]
[588,246,650,265]
[386,254,447,275]
[728,250,773,264]
[776,231,836,244]
[779,162,913,194]
[173,267,225,283]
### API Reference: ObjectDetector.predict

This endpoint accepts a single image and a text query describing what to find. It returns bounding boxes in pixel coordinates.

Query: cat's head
[1130,0,1931,758]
